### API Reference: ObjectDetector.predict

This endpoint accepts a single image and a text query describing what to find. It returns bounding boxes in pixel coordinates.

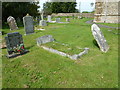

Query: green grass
[97,22,120,28]
[2,18,118,88]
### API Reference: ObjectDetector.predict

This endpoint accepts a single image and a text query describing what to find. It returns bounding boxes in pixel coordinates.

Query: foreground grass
[2,18,118,88]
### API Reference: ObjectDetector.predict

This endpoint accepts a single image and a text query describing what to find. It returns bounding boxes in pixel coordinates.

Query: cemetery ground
[2,17,118,88]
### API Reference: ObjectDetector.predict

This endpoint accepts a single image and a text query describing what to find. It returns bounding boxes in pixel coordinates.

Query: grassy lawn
[2,17,118,88]
[97,22,119,28]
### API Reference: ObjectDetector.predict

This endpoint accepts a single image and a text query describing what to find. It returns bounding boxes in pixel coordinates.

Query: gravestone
[23,14,34,35]
[5,32,29,58]
[55,18,60,23]
[39,10,47,26]
[66,18,70,22]
[47,15,52,22]
[39,20,47,26]
[91,24,109,52]
[7,16,18,30]
[36,35,55,46]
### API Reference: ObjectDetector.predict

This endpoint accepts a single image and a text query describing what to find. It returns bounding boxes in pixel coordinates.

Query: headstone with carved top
[7,16,18,30]
[23,14,34,35]
[91,24,109,52]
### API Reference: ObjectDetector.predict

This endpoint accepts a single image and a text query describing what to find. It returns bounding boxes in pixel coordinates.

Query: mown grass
[2,17,118,88]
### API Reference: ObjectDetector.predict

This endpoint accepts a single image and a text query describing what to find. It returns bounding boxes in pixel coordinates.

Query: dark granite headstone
[5,32,29,58]
[91,24,109,52]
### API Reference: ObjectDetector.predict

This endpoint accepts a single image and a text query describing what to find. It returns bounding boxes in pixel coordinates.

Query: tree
[43,2,77,14]
[2,2,40,24]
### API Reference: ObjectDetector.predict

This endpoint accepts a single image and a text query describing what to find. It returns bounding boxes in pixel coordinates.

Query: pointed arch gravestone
[91,24,109,52]
[23,14,34,35]
[7,16,18,30]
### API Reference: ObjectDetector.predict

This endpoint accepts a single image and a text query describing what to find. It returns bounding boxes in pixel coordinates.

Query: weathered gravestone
[39,20,47,26]
[36,35,55,46]
[7,16,18,30]
[23,14,34,35]
[5,32,29,58]
[39,10,47,26]
[66,18,70,22]
[91,24,109,52]
[47,15,52,22]
[55,18,60,23]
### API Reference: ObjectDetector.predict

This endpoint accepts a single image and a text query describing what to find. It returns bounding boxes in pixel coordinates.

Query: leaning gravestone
[7,16,18,30]
[23,14,34,35]
[47,15,52,22]
[36,35,55,46]
[5,32,29,58]
[55,18,60,23]
[91,24,109,52]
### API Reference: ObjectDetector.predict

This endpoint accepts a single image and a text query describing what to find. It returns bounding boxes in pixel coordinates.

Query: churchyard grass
[2,17,118,88]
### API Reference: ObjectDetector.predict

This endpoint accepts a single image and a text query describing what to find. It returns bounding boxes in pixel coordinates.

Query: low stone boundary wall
[51,13,94,18]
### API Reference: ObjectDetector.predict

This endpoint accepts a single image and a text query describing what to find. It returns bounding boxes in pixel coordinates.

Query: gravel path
[86,20,120,29]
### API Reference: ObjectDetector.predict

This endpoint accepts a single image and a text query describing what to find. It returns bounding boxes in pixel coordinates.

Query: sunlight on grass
[2,18,118,88]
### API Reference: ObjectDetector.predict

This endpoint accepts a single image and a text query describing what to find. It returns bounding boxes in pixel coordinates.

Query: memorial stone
[7,16,18,30]
[23,14,34,35]
[5,32,29,58]
[91,24,109,52]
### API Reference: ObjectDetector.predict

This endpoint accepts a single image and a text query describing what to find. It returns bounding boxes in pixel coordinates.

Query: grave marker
[55,18,60,23]
[23,14,34,35]
[36,35,55,46]
[5,32,29,58]
[7,16,18,30]
[47,15,52,22]
[91,24,109,52]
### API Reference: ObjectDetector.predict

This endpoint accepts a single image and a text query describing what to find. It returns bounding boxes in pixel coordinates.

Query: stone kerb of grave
[36,35,89,60]
[91,24,109,52]
[7,16,18,30]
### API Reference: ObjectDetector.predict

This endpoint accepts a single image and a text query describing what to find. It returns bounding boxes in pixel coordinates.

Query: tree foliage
[2,2,40,23]
[43,2,78,15]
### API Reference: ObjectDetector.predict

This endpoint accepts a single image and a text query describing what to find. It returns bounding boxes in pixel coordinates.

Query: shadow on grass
[25,45,35,50]
[93,39,99,48]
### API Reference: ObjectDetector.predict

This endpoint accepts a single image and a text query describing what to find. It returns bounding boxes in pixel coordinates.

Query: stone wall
[94,1,119,23]
[51,13,94,18]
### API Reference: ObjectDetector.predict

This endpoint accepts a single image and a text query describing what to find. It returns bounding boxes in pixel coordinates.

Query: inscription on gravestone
[23,14,34,35]
[91,24,109,52]
[7,16,18,30]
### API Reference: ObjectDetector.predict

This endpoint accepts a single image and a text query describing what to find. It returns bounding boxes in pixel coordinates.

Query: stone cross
[41,10,44,20]
[7,16,18,30]
[23,14,34,35]
[91,24,109,52]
